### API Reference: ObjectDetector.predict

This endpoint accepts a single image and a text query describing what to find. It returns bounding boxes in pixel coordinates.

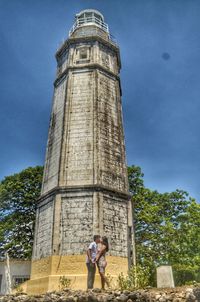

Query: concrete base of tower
[22,255,128,294]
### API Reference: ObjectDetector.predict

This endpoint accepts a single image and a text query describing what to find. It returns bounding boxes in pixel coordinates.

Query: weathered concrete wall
[42,77,67,194]
[97,71,128,192]
[62,70,94,186]
[61,192,94,254]
[33,190,129,259]
[33,197,54,259]
[103,193,128,257]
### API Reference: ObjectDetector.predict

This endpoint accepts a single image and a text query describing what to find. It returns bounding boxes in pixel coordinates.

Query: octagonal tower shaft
[42,27,127,195]
[31,11,133,291]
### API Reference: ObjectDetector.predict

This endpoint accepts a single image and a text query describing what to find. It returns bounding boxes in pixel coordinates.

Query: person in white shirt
[86,235,101,289]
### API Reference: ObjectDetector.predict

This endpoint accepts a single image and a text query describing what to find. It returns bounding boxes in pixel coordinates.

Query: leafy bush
[117,265,150,290]
[173,264,200,286]
[59,276,71,290]
[15,286,24,294]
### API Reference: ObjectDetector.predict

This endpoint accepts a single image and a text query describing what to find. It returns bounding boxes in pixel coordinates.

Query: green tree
[128,165,144,195]
[0,166,43,259]
[128,165,200,285]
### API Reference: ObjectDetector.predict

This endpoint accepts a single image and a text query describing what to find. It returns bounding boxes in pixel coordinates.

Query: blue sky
[0,0,200,200]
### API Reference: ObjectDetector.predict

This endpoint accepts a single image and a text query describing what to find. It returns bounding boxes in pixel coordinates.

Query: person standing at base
[96,236,110,290]
[86,235,101,289]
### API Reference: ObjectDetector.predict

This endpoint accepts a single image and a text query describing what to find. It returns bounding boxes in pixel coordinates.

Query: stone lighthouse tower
[28,9,133,293]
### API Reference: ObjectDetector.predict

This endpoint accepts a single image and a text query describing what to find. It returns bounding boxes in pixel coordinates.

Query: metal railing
[69,16,109,36]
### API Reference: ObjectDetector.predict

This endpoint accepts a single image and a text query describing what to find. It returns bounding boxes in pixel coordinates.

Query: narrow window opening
[80,49,87,60]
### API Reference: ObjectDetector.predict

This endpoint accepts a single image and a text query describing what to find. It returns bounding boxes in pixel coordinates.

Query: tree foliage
[0,166,43,259]
[128,165,200,285]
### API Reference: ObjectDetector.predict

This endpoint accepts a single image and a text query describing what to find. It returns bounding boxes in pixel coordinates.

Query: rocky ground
[0,287,200,302]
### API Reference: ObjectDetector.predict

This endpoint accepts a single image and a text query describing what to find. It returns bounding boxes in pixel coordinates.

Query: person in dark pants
[86,235,101,289]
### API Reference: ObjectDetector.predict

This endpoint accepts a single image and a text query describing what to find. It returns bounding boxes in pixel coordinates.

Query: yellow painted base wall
[24,255,128,295]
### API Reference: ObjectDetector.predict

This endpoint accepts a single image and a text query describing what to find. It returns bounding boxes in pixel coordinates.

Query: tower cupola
[69,9,109,36]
